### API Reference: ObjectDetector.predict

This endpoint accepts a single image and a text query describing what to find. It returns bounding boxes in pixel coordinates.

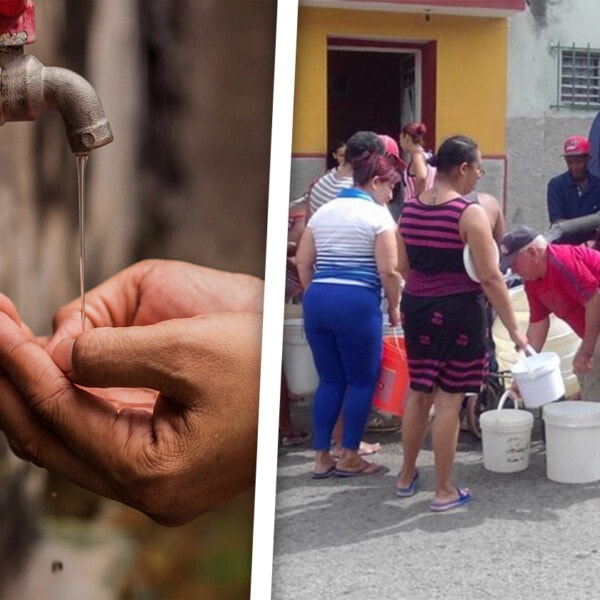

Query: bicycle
[461,369,514,439]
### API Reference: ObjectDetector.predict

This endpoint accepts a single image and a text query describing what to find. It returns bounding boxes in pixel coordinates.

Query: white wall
[506,0,600,231]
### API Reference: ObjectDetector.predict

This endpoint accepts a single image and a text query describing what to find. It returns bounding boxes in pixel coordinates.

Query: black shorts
[400,291,488,394]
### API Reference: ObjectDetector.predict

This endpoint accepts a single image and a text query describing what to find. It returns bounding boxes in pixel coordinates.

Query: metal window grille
[551,43,600,110]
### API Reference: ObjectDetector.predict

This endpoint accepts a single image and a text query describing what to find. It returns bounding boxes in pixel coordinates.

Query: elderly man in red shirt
[500,225,600,400]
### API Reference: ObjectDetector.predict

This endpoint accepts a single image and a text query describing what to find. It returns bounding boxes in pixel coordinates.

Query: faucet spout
[0,47,113,155]
[42,65,114,156]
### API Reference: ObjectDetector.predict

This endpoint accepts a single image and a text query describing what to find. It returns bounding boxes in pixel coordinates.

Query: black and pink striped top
[399,195,482,297]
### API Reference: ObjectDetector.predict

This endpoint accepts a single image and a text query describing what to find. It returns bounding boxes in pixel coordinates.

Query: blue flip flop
[311,466,336,479]
[395,469,420,497]
[429,487,472,512]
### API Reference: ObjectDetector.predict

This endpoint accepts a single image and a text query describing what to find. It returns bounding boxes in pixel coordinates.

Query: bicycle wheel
[465,372,510,439]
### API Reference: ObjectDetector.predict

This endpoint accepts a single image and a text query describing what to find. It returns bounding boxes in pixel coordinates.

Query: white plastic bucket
[282,319,319,395]
[543,401,600,483]
[493,285,579,397]
[511,349,565,409]
[480,391,534,473]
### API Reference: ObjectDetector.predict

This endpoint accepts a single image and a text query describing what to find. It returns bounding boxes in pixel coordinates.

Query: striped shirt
[308,187,396,292]
[308,168,353,217]
[399,195,481,296]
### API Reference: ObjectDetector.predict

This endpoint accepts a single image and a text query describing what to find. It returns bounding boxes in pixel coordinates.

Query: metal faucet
[0,0,113,155]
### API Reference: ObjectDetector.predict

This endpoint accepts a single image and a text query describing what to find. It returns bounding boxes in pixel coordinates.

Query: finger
[0,370,118,499]
[52,312,263,404]
[0,313,132,497]
[46,261,264,353]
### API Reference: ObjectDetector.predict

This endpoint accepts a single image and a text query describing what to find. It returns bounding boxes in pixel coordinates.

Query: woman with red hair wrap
[399,122,436,204]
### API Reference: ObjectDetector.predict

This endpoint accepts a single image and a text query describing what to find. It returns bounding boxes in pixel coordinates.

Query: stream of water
[76,155,88,333]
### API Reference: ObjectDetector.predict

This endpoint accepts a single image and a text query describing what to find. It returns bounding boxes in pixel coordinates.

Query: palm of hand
[45,259,263,412]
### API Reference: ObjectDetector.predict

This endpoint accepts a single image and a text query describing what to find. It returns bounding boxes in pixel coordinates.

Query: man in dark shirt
[547,135,600,245]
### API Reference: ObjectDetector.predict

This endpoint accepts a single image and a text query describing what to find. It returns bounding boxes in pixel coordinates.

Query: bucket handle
[517,345,538,380]
[497,390,521,411]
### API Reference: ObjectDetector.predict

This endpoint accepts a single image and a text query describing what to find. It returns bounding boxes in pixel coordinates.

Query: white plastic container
[463,243,499,283]
[511,351,565,409]
[480,391,534,473]
[543,401,600,483]
[493,285,579,397]
[282,319,319,395]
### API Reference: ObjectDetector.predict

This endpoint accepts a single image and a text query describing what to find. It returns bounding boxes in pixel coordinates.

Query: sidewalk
[272,401,600,599]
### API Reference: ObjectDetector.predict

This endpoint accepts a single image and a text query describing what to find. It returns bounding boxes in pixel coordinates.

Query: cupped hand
[0,260,265,524]
[45,258,264,355]
[0,308,263,525]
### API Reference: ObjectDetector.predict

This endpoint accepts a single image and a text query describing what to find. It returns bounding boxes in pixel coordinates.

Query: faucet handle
[0,0,35,46]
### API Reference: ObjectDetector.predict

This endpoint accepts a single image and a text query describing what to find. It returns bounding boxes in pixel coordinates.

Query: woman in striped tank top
[395,135,528,511]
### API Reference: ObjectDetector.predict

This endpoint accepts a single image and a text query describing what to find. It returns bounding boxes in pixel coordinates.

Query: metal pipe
[545,212,600,242]
[0,47,113,155]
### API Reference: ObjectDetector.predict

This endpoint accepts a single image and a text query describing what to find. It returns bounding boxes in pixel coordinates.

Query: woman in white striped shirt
[296,150,402,478]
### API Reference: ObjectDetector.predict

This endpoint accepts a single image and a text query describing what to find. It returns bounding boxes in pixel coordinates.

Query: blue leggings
[303,283,382,451]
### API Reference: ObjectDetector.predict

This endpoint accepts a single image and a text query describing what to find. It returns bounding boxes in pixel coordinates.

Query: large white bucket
[543,401,600,483]
[282,319,318,395]
[511,349,565,409]
[480,391,534,473]
[493,285,579,397]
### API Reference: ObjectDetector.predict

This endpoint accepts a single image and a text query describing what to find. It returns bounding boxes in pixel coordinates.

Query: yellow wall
[293,7,508,155]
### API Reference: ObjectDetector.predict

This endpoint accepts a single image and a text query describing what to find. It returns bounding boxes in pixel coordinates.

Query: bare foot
[331,440,381,459]
[312,451,336,478]
[335,459,385,476]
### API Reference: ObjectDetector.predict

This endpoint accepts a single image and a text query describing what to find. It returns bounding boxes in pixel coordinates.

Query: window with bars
[551,44,600,110]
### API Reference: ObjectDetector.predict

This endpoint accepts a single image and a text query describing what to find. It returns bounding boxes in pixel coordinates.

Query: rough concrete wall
[505,0,600,231]
[0,438,46,590]
[134,0,275,278]
[506,116,594,231]
[290,157,327,201]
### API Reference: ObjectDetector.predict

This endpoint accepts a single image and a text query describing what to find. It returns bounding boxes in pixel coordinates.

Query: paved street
[272,401,600,599]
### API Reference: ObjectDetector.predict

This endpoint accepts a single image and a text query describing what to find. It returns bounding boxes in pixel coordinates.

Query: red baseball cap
[563,135,590,156]
[378,133,408,170]
[378,134,400,158]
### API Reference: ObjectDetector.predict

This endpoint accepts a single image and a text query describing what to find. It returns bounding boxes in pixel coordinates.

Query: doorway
[326,37,436,156]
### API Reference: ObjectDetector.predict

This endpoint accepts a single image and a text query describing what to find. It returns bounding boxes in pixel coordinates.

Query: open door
[327,37,437,154]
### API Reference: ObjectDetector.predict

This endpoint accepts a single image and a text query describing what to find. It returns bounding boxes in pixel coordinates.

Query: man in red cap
[547,135,600,245]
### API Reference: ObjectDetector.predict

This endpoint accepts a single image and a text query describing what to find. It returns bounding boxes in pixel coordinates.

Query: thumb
[51,313,263,403]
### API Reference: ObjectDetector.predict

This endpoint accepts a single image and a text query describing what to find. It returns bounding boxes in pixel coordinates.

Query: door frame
[327,36,437,149]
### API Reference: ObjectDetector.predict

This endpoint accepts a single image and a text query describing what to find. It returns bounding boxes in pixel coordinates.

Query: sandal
[395,469,420,498]
[280,431,311,447]
[334,461,387,478]
[429,487,472,512]
[365,412,401,433]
